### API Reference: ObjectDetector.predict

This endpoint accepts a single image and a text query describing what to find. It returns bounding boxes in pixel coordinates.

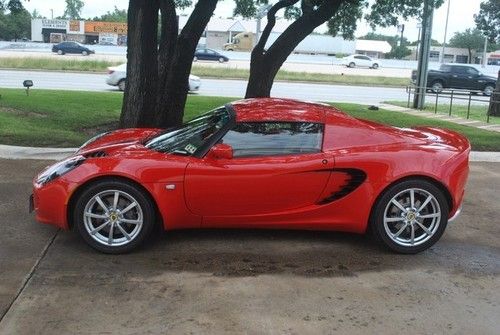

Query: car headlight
[36,156,86,185]
[78,131,110,151]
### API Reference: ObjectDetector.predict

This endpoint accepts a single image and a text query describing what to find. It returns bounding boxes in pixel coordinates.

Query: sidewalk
[379,103,500,133]
[1,144,499,162]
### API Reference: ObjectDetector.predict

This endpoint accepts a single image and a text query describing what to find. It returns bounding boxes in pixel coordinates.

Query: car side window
[466,67,478,76]
[221,122,324,158]
[354,56,362,59]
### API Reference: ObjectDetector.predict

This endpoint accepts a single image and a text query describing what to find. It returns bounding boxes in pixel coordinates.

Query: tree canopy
[449,28,486,64]
[63,0,84,20]
[0,0,31,41]
[91,6,127,22]
[474,0,499,44]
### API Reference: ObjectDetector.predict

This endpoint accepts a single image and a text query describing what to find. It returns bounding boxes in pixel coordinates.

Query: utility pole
[51,9,54,19]
[440,0,451,63]
[413,0,434,109]
[482,36,488,68]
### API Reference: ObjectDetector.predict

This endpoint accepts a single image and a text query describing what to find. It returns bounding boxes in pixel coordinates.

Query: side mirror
[207,143,233,160]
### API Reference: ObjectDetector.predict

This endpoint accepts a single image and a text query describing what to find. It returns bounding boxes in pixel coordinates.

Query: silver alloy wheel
[82,50,88,56]
[57,50,63,55]
[218,57,225,63]
[432,82,443,93]
[383,188,441,247]
[83,190,144,247]
[483,85,494,96]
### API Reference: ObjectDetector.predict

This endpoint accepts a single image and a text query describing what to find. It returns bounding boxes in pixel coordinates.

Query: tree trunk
[155,0,218,128]
[488,70,500,117]
[245,0,342,98]
[120,0,160,128]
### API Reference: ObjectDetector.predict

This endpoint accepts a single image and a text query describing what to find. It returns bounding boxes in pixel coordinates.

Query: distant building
[406,46,471,63]
[355,40,392,58]
[31,19,127,45]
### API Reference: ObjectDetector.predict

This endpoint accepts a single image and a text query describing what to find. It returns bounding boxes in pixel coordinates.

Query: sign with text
[84,21,128,34]
[41,19,68,29]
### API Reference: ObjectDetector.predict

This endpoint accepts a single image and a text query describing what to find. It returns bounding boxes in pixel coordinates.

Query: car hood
[77,128,162,154]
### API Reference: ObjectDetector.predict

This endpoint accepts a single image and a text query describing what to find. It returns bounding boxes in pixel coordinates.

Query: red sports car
[31,98,470,254]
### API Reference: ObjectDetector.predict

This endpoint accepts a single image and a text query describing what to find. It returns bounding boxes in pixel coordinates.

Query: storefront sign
[84,21,128,34]
[69,20,81,32]
[41,19,68,29]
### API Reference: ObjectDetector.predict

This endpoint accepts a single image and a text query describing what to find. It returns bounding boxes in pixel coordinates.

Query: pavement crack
[0,229,59,324]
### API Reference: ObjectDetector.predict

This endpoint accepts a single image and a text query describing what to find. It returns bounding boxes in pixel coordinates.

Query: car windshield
[145,107,230,156]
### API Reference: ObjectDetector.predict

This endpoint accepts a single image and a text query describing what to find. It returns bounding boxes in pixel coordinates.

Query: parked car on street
[52,42,95,56]
[31,98,469,254]
[106,63,201,92]
[412,64,497,96]
[194,48,229,63]
[342,54,379,69]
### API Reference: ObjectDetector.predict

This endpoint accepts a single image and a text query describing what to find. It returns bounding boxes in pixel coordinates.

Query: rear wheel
[431,81,444,93]
[57,50,64,55]
[82,50,88,56]
[348,62,356,68]
[218,57,225,63]
[371,179,449,254]
[193,56,198,62]
[74,180,156,254]
[372,63,379,69]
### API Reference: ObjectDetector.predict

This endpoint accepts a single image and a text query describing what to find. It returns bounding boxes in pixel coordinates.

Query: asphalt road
[0,69,413,105]
[0,158,499,334]
[1,69,491,106]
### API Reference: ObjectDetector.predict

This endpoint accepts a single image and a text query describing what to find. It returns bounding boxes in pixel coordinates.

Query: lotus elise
[31,98,470,254]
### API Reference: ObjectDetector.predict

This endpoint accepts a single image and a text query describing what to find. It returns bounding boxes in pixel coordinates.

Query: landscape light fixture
[23,80,33,96]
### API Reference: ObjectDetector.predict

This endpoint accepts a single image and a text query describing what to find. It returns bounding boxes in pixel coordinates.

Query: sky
[23,0,483,43]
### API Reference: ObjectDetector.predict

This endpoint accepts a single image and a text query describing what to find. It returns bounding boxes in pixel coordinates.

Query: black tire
[430,80,444,94]
[370,179,449,254]
[118,79,126,92]
[193,56,198,62]
[372,63,379,69]
[483,84,495,96]
[73,179,156,254]
[218,57,225,63]
[82,50,88,56]
[57,49,64,55]
[349,62,356,68]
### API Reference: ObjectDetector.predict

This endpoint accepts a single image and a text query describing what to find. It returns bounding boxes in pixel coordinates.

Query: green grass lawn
[385,100,499,125]
[0,57,410,88]
[0,88,498,150]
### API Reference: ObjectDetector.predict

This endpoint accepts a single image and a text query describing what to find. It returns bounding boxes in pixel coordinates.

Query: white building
[355,40,392,58]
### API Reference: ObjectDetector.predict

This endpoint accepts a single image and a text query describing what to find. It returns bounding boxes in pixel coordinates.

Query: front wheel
[82,50,88,56]
[193,56,198,62]
[218,57,225,63]
[57,50,64,55]
[372,63,379,69]
[370,180,449,254]
[118,79,126,92]
[348,62,356,68]
[431,81,444,94]
[74,180,156,254]
[483,85,495,96]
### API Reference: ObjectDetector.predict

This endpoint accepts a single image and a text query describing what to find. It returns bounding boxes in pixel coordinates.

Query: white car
[341,54,379,69]
[106,63,201,92]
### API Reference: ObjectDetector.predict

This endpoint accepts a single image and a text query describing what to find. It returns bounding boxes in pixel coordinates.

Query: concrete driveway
[0,159,498,334]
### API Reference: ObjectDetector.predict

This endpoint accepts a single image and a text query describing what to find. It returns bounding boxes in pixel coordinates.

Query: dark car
[194,48,229,63]
[412,64,497,96]
[52,42,95,56]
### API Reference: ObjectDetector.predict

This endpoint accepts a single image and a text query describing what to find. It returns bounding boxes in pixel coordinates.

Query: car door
[448,66,474,89]
[184,121,334,221]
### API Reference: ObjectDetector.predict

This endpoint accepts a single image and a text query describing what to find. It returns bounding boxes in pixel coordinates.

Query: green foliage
[91,6,127,22]
[63,0,84,20]
[474,0,499,44]
[31,9,44,19]
[449,28,486,52]
[233,1,444,40]
[388,45,411,59]
[0,0,30,41]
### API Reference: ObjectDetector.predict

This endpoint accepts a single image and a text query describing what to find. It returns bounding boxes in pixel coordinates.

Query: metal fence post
[407,86,411,108]
[467,93,471,119]
[449,90,454,116]
[435,92,439,114]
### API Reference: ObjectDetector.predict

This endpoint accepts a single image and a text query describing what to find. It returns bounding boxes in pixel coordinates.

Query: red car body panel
[32,98,470,235]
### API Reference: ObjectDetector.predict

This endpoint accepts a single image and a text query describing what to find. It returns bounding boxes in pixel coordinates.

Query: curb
[1,144,499,162]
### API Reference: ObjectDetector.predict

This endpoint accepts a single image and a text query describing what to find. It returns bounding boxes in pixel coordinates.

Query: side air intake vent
[317,168,367,205]
[85,151,107,158]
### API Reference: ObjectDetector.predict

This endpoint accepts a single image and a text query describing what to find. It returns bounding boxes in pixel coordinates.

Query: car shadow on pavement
[39,227,499,279]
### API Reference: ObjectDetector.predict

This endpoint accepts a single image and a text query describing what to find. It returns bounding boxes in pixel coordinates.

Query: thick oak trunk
[156,0,218,128]
[488,70,500,117]
[120,0,160,128]
[245,0,342,98]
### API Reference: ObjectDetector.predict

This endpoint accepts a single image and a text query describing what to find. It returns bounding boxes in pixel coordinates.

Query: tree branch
[253,0,299,56]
